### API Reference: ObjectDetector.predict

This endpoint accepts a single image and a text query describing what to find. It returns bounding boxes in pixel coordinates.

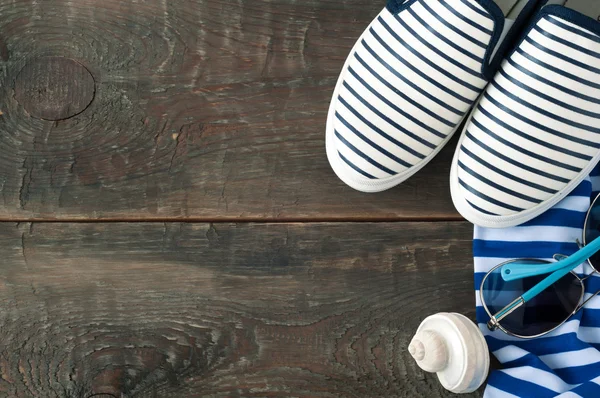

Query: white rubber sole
[450,103,600,229]
[325,11,468,193]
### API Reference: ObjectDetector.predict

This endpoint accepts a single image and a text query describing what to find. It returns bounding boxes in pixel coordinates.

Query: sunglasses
[480,193,600,339]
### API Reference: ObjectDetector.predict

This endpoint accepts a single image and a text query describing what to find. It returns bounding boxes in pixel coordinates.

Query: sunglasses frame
[479,259,585,339]
[479,193,600,339]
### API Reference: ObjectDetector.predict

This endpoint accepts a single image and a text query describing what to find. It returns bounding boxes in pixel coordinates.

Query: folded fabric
[475,163,600,397]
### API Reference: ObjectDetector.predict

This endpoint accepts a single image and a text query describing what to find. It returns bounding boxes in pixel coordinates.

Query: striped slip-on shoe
[326,0,540,193]
[451,0,600,228]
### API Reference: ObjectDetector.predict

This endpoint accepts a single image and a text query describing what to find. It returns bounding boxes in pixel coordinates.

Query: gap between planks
[0,216,466,223]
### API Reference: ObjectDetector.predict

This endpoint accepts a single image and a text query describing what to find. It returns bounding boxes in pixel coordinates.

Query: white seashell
[409,313,490,394]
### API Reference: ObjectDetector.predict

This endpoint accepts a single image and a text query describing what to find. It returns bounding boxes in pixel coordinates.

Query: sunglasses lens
[482,260,582,337]
[585,198,600,270]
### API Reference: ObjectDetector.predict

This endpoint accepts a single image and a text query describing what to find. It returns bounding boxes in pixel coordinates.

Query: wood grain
[0,2,479,397]
[0,221,480,397]
[0,0,461,221]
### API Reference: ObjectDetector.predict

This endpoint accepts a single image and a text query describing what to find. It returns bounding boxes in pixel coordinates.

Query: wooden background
[0,0,480,397]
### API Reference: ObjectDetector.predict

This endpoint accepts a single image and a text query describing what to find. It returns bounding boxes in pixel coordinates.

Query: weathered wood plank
[0,222,479,397]
[0,0,460,221]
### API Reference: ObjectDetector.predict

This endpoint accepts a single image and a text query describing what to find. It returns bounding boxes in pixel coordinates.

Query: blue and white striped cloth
[475,164,600,397]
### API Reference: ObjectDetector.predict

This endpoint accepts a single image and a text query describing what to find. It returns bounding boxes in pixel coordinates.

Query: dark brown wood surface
[0,0,460,221]
[0,1,481,397]
[0,222,477,398]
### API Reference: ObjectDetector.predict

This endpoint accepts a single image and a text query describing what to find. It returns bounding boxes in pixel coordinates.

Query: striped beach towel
[475,164,600,397]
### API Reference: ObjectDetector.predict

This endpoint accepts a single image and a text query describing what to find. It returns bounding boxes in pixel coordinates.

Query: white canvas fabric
[451,4,600,228]
[326,0,532,193]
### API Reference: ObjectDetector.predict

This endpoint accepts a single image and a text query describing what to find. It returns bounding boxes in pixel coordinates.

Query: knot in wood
[15,57,95,121]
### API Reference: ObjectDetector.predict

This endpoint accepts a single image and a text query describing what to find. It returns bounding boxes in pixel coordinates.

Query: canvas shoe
[325,0,541,193]
[451,0,600,228]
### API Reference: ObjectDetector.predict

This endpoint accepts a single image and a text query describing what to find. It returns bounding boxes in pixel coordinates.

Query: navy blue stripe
[534,25,600,60]
[474,240,580,259]
[490,80,600,135]
[499,354,563,380]
[459,160,542,204]
[525,36,600,74]
[584,280,600,296]
[338,152,375,179]
[467,198,498,216]
[552,364,600,389]
[334,131,397,176]
[438,0,493,35]
[419,0,487,49]
[585,274,600,292]
[360,39,463,115]
[459,0,492,21]
[487,369,558,397]
[347,67,449,139]
[354,54,457,127]
[497,354,549,374]
[578,313,600,330]
[545,15,600,45]
[464,130,571,183]
[407,7,485,65]
[477,100,595,159]
[461,146,558,194]
[335,110,414,168]
[580,308,600,327]
[498,352,600,385]
[483,331,595,356]
[569,380,600,398]
[569,178,593,196]
[458,178,525,212]
[377,17,479,98]
[484,332,590,355]
[507,57,600,105]
[498,68,600,119]
[484,93,600,149]
[471,116,582,172]
[516,48,600,90]
[582,276,600,294]
[342,82,436,152]
[521,208,587,228]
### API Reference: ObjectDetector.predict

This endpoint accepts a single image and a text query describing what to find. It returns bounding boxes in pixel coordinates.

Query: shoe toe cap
[452,132,573,227]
